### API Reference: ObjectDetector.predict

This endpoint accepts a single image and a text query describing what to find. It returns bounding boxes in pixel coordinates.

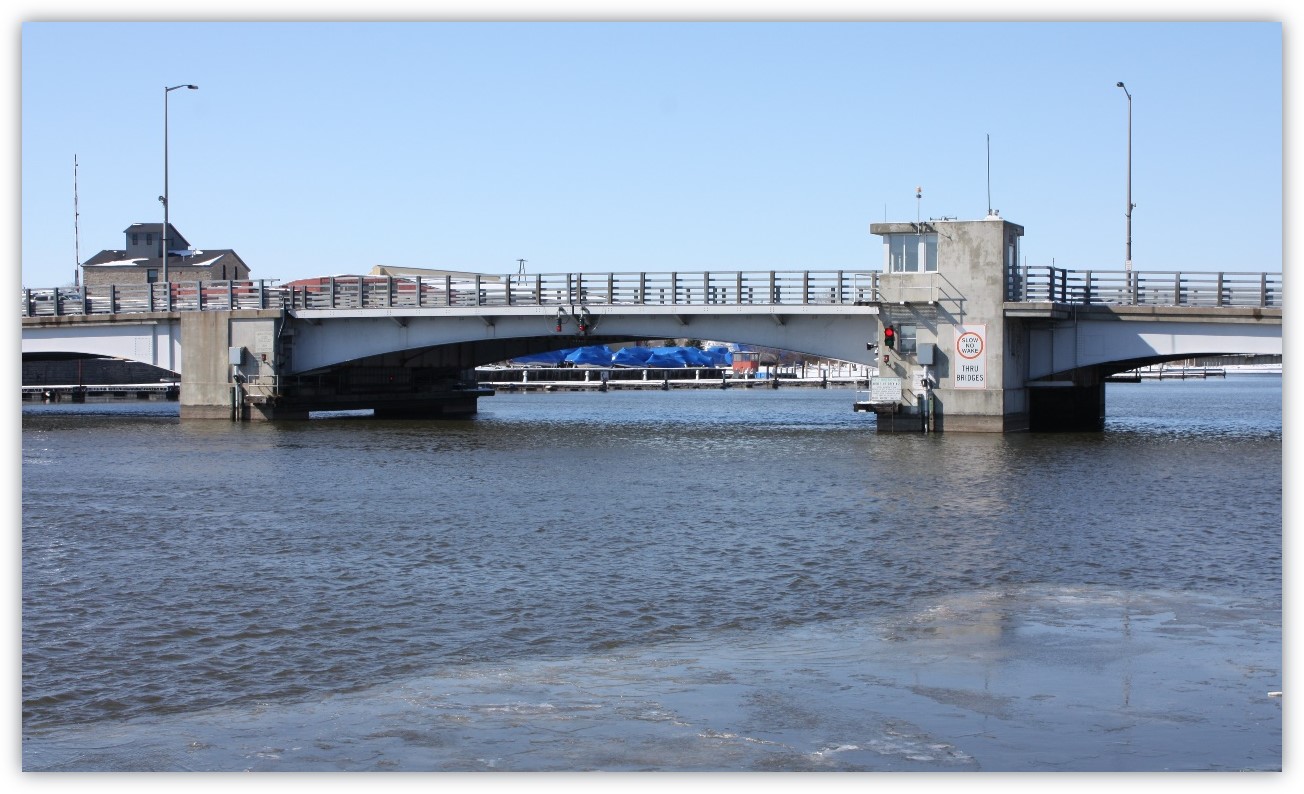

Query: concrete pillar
[179,309,284,420]
[179,308,492,420]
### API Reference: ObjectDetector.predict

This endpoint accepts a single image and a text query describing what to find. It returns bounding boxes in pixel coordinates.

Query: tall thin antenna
[73,154,81,287]
[915,186,922,223]
[986,134,992,216]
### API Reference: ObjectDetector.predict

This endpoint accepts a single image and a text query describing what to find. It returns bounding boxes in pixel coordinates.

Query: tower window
[885,234,938,273]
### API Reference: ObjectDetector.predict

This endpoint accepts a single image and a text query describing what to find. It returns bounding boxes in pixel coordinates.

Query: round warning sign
[953,325,987,389]
[956,330,984,359]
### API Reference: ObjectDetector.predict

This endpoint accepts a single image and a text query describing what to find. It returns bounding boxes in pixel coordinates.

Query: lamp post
[162,84,198,289]
[1116,81,1133,272]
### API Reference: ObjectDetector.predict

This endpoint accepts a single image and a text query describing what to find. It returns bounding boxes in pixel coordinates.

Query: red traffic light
[555,323,562,332]
[883,325,896,349]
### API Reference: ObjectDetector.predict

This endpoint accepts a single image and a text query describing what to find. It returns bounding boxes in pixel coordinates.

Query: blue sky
[15,14,1286,289]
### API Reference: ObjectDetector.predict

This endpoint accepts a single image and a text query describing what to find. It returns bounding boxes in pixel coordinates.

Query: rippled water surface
[21,378,1282,771]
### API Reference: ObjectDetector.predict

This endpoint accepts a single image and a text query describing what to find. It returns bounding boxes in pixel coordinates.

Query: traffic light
[883,325,896,350]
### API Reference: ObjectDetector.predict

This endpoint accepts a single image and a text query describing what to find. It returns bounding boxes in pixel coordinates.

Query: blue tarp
[643,346,716,368]
[564,345,616,366]
[705,346,733,367]
[611,346,655,367]
[512,345,727,368]
[509,349,569,366]
[685,347,715,367]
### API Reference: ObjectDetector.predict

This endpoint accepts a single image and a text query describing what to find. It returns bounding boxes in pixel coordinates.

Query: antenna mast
[986,134,992,216]
[73,154,81,287]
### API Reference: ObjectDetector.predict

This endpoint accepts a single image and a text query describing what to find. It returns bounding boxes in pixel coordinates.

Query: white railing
[22,280,286,316]
[1017,267,1282,308]
[21,267,1284,317]
[22,271,882,317]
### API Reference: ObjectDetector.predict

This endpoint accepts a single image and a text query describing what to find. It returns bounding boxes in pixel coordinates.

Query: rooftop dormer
[123,223,191,260]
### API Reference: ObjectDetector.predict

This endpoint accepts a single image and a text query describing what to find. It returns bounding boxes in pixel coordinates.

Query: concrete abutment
[179,309,492,420]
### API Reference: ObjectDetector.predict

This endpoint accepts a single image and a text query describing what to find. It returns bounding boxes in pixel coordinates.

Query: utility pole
[162,84,198,288]
[1116,81,1134,272]
[73,155,80,288]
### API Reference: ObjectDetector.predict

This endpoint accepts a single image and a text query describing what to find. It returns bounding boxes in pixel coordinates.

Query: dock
[22,383,180,402]
[476,367,871,393]
[1106,366,1226,383]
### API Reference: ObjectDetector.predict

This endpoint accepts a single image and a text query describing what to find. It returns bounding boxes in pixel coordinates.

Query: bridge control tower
[864,213,1283,432]
[867,214,1031,432]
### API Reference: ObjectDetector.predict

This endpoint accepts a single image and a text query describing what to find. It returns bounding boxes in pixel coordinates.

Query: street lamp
[162,84,198,289]
[1116,81,1134,272]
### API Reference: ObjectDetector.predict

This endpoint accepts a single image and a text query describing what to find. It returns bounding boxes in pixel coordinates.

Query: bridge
[22,218,1283,430]
[22,271,880,420]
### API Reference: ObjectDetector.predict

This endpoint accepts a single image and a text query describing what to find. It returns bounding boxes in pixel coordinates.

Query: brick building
[81,223,251,287]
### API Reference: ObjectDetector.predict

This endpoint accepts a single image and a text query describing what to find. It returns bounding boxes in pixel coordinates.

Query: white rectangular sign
[953,324,987,389]
[869,376,903,402]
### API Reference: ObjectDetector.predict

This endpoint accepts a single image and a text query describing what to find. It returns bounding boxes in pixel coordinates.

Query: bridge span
[22,218,1283,430]
[23,271,881,419]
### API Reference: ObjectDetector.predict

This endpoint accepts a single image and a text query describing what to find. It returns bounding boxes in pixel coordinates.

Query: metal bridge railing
[21,267,1283,317]
[1018,266,1282,309]
[22,271,883,317]
[22,281,283,317]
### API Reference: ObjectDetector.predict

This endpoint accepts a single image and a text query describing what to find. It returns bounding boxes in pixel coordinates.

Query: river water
[20,377,1282,772]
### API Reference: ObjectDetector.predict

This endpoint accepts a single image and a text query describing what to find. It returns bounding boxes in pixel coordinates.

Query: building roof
[123,222,192,249]
[368,265,501,280]
[82,249,243,269]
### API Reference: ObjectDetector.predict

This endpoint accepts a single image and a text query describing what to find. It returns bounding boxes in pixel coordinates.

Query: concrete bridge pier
[179,310,273,420]
[180,309,491,420]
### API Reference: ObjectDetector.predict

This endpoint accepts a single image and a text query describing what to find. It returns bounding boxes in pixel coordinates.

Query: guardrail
[22,280,286,316]
[1018,267,1282,308]
[21,271,882,317]
[21,267,1284,317]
